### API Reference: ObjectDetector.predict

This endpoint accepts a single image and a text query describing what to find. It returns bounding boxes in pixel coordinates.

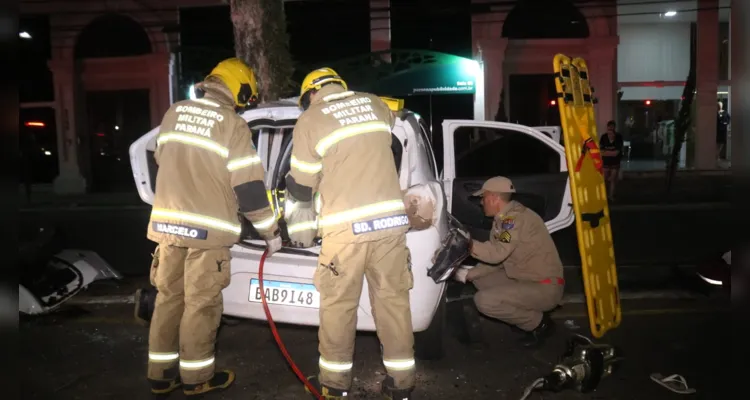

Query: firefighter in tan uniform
[284,68,416,399]
[453,176,564,348]
[144,58,282,396]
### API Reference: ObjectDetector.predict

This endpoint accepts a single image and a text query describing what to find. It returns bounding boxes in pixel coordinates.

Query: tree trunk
[229,0,294,102]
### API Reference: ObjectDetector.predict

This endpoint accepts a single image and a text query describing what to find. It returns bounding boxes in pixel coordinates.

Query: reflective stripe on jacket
[147,80,278,248]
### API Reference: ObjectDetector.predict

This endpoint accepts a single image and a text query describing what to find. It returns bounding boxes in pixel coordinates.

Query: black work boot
[134,288,157,326]
[148,376,182,396]
[183,370,235,396]
[304,376,350,399]
[519,313,556,349]
[381,376,414,400]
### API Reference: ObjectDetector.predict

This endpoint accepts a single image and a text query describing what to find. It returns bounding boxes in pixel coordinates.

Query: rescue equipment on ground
[518,333,623,400]
[427,215,471,283]
[258,249,323,400]
[553,54,621,338]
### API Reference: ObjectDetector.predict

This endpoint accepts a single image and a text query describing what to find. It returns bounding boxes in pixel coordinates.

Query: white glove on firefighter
[265,236,282,257]
[286,205,318,248]
[284,192,319,248]
[453,267,471,283]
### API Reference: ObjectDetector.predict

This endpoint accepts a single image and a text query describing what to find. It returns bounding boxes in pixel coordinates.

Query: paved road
[20,203,731,277]
[20,297,729,399]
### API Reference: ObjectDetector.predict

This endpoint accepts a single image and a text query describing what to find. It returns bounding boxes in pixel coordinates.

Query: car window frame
[417,116,439,179]
[453,126,561,179]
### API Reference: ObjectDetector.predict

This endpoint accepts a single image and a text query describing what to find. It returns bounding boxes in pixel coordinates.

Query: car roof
[254,97,299,109]
[242,97,419,122]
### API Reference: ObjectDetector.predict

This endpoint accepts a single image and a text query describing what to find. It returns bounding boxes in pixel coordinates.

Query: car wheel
[414,289,446,361]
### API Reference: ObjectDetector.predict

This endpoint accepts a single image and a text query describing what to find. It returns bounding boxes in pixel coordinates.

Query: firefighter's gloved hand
[453,267,470,283]
[285,202,318,249]
[265,236,282,257]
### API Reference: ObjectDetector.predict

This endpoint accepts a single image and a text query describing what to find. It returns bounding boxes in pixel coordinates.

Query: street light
[663,11,677,17]
[19,31,31,39]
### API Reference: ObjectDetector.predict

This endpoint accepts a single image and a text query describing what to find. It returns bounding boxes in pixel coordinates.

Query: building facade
[21,0,734,194]
[20,0,220,194]
[372,0,733,171]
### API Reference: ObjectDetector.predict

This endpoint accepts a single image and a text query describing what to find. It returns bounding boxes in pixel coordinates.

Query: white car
[129,98,574,359]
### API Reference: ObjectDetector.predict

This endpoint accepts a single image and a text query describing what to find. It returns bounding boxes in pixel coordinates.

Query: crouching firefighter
[285,68,416,399]
[453,176,564,349]
[145,57,282,396]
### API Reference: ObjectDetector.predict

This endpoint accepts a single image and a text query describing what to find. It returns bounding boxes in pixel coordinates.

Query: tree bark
[229,0,294,102]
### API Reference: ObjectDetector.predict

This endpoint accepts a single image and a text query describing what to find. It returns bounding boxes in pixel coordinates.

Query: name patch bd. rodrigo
[352,214,410,235]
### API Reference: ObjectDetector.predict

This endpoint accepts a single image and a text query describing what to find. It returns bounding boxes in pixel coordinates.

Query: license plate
[249,279,320,309]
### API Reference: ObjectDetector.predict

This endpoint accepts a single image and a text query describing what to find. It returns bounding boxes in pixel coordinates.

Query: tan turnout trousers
[471,264,563,331]
[314,234,415,390]
[147,244,231,384]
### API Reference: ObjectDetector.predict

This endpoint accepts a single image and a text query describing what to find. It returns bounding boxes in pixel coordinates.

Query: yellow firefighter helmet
[207,58,259,108]
[298,67,348,108]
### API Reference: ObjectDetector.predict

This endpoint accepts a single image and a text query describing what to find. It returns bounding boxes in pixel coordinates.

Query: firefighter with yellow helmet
[144,57,282,396]
[285,68,416,399]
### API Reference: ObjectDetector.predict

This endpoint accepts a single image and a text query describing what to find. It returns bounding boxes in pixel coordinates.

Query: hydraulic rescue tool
[552,54,622,338]
[519,334,623,400]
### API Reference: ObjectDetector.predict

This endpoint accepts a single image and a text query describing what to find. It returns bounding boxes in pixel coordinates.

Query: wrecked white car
[129,98,574,359]
[19,226,123,315]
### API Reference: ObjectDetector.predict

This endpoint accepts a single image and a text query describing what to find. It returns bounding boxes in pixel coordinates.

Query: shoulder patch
[501,216,515,230]
[498,231,511,243]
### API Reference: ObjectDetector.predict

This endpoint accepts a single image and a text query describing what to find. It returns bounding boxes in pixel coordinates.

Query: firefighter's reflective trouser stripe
[147,244,231,384]
[314,234,416,390]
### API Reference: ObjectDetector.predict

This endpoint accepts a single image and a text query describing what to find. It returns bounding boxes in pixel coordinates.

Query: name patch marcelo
[152,222,208,240]
[352,214,410,235]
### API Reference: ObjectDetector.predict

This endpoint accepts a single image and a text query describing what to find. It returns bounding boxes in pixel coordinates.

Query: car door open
[441,120,574,244]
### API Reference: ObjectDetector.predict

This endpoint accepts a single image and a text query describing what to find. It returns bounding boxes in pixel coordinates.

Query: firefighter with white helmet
[144,57,281,396]
[285,67,416,399]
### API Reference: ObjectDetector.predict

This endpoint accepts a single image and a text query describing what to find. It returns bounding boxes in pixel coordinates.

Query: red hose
[258,249,322,400]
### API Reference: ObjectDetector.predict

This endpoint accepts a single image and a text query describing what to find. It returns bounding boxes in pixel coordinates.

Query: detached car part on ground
[130,97,575,359]
[19,226,123,315]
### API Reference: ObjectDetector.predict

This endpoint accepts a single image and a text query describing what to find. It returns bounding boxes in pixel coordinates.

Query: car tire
[414,289,446,361]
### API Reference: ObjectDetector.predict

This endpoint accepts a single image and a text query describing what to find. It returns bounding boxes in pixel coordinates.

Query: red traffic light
[549,100,557,106]
[644,100,652,105]
[25,121,45,127]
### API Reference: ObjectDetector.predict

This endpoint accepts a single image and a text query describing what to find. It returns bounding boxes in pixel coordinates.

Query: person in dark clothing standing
[716,101,730,162]
[599,120,624,201]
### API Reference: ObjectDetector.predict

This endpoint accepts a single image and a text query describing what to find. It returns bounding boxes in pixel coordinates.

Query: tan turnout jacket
[285,84,407,243]
[147,80,279,248]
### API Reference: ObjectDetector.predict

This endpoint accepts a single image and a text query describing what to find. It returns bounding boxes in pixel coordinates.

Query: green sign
[319,50,480,97]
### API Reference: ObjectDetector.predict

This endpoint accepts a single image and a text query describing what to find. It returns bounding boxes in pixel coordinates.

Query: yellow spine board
[553,54,622,338]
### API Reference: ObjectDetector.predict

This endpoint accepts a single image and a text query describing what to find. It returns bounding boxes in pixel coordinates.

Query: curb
[70,288,705,307]
[20,202,729,213]
[20,204,151,212]
[446,289,705,304]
